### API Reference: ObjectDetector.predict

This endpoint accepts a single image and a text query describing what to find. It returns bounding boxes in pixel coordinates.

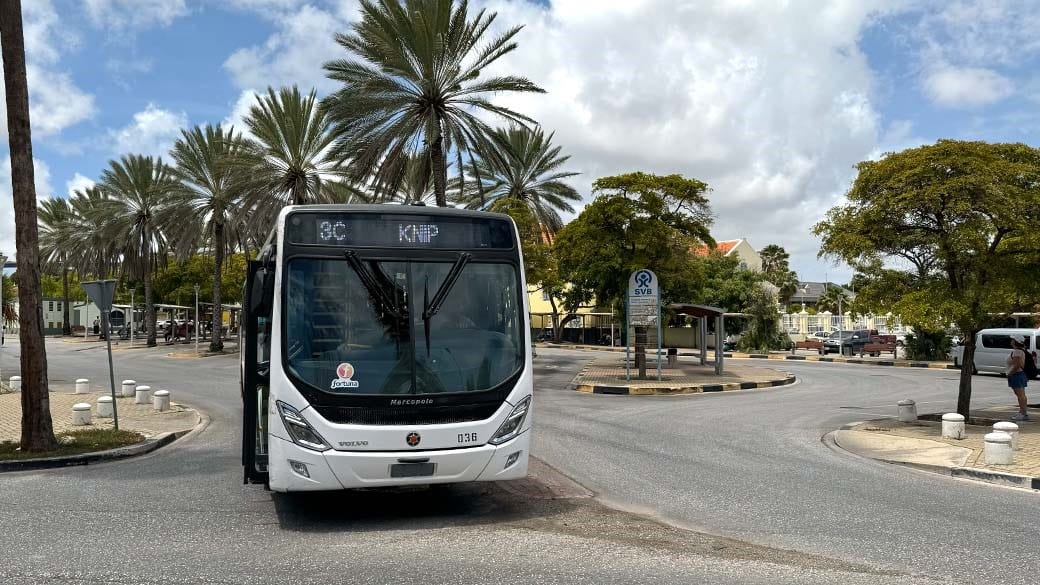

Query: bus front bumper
[268,431,530,492]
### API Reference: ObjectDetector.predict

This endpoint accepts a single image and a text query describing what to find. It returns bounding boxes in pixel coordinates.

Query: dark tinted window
[981,334,1012,349]
[284,258,523,396]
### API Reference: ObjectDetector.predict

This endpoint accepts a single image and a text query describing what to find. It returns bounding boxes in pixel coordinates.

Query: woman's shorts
[1008,371,1028,389]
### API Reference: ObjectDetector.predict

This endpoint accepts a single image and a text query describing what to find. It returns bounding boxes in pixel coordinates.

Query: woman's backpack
[1023,349,1038,380]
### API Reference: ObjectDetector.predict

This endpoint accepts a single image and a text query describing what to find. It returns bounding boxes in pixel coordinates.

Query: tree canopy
[554,172,713,312]
[814,139,1040,415]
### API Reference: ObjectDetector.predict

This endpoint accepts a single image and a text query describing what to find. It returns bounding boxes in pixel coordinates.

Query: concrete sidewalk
[833,406,1040,490]
[571,356,795,395]
[0,385,198,442]
[536,342,957,370]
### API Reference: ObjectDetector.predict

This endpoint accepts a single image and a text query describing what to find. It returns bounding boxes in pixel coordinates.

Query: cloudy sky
[2,0,1039,282]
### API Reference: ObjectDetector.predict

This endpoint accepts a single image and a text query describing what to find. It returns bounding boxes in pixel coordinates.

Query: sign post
[81,280,119,430]
[626,269,661,381]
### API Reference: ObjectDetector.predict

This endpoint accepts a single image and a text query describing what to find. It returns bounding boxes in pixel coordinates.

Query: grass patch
[0,428,144,461]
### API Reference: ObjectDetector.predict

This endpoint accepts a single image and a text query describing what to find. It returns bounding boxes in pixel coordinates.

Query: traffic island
[571,357,795,395]
[0,385,202,471]
[831,406,1040,491]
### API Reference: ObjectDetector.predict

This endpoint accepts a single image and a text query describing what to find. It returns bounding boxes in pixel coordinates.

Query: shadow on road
[271,479,576,533]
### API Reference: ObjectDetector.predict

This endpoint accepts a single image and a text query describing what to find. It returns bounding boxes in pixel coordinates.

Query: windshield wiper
[422,252,471,356]
[344,250,404,320]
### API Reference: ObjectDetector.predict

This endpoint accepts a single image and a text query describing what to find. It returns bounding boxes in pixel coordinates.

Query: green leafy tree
[322,0,545,206]
[97,155,179,347]
[555,172,713,377]
[169,124,251,352]
[737,286,786,352]
[696,251,769,336]
[37,197,76,334]
[454,126,580,233]
[814,139,1040,416]
[1,272,15,325]
[240,86,360,243]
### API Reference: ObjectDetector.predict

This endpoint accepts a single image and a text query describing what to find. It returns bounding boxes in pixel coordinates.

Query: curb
[573,372,797,395]
[534,343,959,370]
[825,425,1040,492]
[0,410,204,473]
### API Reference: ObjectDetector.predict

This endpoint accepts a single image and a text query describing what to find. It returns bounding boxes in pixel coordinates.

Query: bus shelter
[665,303,727,375]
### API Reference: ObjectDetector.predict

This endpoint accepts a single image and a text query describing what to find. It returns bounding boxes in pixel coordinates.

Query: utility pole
[129,288,134,347]
[0,252,6,383]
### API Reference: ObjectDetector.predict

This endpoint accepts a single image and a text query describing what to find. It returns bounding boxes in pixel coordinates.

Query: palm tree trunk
[144,248,156,347]
[431,131,448,207]
[61,262,70,335]
[1,0,58,451]
[210,224,224,353]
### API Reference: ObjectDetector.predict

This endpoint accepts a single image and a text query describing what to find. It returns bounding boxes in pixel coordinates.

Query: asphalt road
[0,340,1033,584]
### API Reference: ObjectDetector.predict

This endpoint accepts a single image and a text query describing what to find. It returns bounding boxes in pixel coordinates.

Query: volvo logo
[406,432,421,447]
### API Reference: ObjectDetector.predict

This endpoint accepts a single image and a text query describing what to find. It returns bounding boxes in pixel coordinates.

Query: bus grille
[313,403,501,425]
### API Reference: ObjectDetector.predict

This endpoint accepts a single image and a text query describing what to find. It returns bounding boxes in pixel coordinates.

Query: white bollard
[897,399,917,423]
[984,431,1014,465]
[152,390,170,412]
[134,385,152,405]
[72,403,92,426]
[97,395,114,418]
[75,378,90,394]
[121,379,137,398]
[9,375,21,392]
[993,421,1020,451]
[941,413,966,440]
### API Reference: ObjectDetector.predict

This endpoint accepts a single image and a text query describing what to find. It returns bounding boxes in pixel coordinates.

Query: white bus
[241,205,533,491]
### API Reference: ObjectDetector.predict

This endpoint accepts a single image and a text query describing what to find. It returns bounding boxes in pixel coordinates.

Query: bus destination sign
[287,212,514,249]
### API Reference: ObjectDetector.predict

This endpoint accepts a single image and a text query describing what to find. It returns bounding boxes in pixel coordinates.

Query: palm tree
[379,154,436,204]
[759,244,789,275]
[168,124,250,352]
[97,155,178,347]
[1,0,58,451]
[240,86,362,241]
[453,126,580,233]
[67,186,118,279]
[816,284,851,315]
[322,0,545,207]
[37,197,76,335]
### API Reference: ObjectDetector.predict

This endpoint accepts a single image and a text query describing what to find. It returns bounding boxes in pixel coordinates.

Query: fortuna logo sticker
[330,362,360,390]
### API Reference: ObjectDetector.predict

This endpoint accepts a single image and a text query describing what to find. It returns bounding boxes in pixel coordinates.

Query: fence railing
[781,312,907,335]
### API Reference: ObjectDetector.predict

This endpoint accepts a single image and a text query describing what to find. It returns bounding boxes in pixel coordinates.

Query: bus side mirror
[250,268,275,315]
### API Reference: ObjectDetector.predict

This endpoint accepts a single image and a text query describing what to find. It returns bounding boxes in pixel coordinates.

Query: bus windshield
[284,257,523,396]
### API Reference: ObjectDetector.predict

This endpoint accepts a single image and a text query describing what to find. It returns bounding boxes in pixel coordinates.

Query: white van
[951,328,1039,377]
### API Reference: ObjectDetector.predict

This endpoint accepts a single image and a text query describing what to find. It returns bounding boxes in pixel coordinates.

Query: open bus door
[242,258,274,485]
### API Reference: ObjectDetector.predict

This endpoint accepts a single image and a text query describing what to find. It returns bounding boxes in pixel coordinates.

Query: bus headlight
[276,401,331,452]
[489,396,531,445]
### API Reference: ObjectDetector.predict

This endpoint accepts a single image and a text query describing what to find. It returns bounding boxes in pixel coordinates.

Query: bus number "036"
[458,433,478,444]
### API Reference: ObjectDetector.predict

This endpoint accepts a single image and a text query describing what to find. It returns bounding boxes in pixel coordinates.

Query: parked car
[823,329,876,355]
[809,331,831,342]
[950,328,1039,378]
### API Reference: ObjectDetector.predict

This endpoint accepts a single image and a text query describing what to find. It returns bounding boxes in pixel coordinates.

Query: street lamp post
[193,284,200,355]
[129,289,134,347]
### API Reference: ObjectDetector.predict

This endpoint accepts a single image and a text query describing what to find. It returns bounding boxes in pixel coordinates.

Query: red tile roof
[693,239,740,257]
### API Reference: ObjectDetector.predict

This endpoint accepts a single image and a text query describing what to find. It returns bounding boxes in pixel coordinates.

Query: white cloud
[922,66,1013,108]
[66,173,96,197]
[0,0,95,139]
[0,158,54,260]
[223,4,350,93]
[223,89,260,137]
[471,0,895,280]
[83,0,189,32]
[109,104,188,159]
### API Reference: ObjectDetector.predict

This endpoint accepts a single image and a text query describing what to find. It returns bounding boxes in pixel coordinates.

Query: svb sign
[627,269,659,326]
